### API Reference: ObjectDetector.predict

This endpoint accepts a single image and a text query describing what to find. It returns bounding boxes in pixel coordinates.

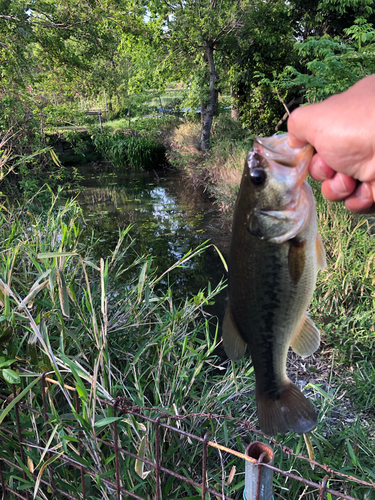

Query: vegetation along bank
[1,0,375,497]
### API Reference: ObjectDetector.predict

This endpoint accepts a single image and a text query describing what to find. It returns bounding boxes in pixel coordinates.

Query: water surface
[76,164,230,316]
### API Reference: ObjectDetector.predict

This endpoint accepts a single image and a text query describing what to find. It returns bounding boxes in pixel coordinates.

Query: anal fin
[257,382,317,436]
[290,313,320,358]
[222,307,247,361]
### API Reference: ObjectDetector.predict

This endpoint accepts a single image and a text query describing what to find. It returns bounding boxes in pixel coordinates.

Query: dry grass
[170,120,201,157]
[168,117,251,213]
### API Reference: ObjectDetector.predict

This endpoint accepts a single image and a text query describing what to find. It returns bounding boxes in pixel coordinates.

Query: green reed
[0,184,374,499]
[92,131,166,169]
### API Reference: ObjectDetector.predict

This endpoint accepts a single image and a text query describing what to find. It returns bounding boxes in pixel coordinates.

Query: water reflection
[75,165,230,314]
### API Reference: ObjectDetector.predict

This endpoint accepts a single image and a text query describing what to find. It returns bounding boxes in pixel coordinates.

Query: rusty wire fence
[0,372,374,500]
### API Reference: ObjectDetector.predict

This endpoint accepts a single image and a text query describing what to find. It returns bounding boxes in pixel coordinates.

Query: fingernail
[310,155,334,181]
[331,173,350,195]
[355,182,372,200]
[317,159,328,180]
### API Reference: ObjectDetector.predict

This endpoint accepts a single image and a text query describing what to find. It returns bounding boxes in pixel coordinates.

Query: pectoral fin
[290,314,320,358]
[316,233,327,269]
[222,307,247,361]
[288,238,306,285]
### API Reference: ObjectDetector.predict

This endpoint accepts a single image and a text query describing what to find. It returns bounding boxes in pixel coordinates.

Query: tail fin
[256,382,317,436]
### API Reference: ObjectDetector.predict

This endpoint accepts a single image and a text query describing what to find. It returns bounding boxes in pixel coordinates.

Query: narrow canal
[75,163,231,322]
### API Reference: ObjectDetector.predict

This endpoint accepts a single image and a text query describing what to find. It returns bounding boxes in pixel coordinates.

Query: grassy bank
[165,115,252,214]
[1,113,374,498]
[1,190,374,499]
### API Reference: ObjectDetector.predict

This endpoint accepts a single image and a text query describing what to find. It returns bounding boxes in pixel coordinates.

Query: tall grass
[0,190,243,498]
[92,131,166,169]
[0,188,374,499]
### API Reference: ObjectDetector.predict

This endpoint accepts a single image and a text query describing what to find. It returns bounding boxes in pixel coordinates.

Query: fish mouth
[254,134,313,169]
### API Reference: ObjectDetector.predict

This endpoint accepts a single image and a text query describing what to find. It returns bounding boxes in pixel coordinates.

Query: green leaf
[135,435,150,479]
[0,376,40,424]
[50,149,61,166]
[303,433,315,469]
[38,252,78,259]
[33,452,63,499]
[57,269,70,317]
[212,244,228,272]
[137,262,148,302]
[2,368,21,384]
[346,440,360,468]
[0,358,17,368]
[94,416,123,428]
[60,354,88,401]
[76,384,88,401]
[82,259,100,271]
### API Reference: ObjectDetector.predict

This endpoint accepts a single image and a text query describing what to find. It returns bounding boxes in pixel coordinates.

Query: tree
[225,0,375,134]
[147,0,254,150]
[221,0,297,134]
[270,16,375,104]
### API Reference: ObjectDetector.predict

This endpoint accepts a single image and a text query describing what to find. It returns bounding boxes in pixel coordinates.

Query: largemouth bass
[223,133,326,436]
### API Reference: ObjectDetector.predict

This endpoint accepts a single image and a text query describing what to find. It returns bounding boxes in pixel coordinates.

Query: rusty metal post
[154,416,162,500]
[244,442,274,500]
[113,403,121,500]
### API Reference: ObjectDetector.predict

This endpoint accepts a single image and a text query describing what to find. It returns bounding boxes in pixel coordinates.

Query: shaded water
[76,164,231,317]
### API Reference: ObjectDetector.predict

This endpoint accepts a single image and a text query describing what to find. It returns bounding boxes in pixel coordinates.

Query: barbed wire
[0,377,374,500]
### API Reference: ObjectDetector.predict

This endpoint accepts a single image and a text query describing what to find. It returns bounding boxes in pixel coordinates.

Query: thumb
[287,133,308,149]
[287,107,312,149]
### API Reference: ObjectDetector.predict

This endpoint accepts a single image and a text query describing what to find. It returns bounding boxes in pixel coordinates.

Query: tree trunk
[200,44,218,150]
[230,86,240,121]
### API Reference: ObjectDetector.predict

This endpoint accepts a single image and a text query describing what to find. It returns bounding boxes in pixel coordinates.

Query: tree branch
[0,14,21,22]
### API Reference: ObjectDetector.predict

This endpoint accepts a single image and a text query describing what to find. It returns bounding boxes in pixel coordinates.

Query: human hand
[287,75,375,213]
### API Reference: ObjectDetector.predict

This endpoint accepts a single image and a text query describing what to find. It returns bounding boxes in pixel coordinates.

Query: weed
[92,131,166,169]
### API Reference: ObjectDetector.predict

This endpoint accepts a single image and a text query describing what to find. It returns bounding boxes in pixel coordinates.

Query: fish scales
[223,133,326,436]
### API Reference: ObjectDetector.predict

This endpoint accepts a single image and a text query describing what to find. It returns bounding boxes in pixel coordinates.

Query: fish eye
[250,168,267,186]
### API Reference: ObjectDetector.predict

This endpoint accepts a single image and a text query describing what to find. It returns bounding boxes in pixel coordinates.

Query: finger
[309,154,336,181]
[287,134,307,149]
[321,173,357,201]
[346,203,375,214]
[287,106,314,148]
[344,182,375,213]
